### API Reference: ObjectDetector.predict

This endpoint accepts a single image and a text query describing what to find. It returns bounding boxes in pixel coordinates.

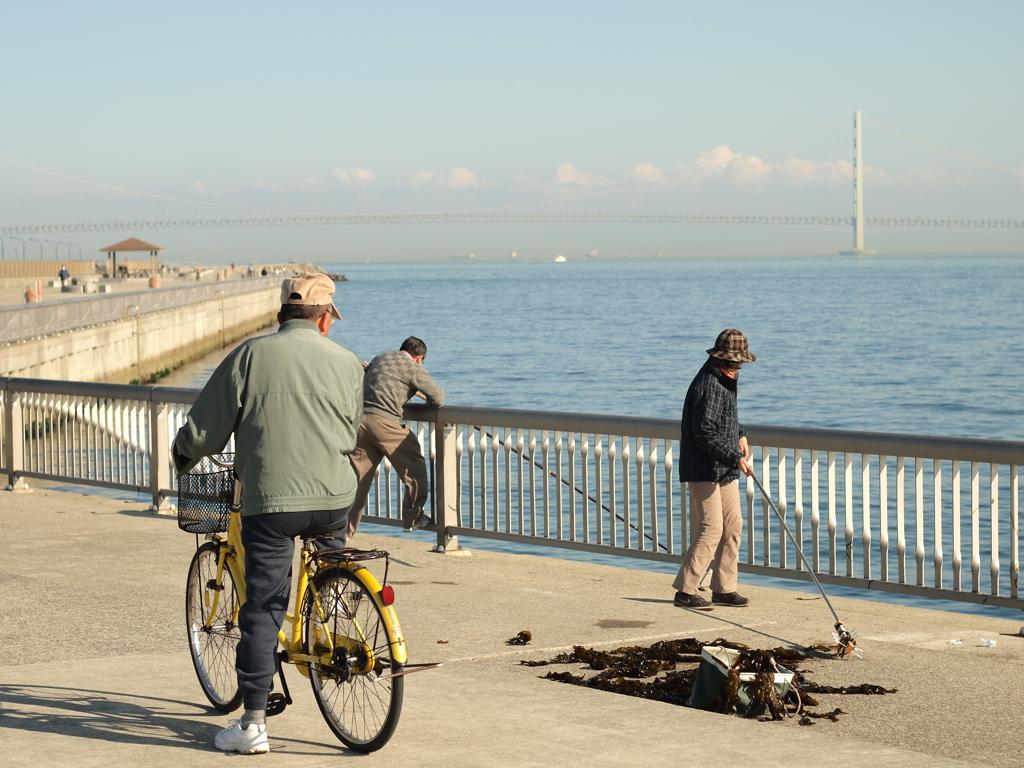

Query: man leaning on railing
[346,336,444,539]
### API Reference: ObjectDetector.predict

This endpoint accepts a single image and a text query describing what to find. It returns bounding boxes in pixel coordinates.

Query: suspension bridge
[2,111,1022,255]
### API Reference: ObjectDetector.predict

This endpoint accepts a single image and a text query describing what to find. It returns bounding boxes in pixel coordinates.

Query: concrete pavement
[1,486,1021,767]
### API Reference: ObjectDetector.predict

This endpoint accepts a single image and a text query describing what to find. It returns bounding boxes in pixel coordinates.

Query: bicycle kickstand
[266,650,293,717]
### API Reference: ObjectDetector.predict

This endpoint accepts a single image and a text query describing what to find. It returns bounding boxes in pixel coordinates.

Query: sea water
[159,253,1024,620]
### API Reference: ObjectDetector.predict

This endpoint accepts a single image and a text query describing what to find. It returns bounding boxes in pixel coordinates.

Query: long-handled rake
[750,472,861,659]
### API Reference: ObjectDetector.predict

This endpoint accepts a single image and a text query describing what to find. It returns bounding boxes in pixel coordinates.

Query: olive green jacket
[173,320,363,515]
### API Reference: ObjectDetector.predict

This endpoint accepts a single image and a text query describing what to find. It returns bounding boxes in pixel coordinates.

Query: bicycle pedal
[266,693,288,716]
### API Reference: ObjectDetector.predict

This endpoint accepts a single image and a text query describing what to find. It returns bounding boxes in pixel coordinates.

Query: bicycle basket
[177,454,235,534]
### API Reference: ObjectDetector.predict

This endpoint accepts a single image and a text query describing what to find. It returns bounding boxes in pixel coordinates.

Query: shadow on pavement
[0,684,217,750]
[0,683,367,756]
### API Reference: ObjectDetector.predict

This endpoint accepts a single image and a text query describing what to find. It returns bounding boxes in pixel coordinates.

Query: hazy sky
[2,1,1023,263]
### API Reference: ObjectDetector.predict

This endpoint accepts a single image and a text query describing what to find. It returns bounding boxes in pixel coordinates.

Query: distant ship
[553,255,566,263]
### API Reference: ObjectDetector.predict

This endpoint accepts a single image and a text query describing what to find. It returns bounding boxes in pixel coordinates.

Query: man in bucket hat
[173,272,362,754]
[672,329,756,611]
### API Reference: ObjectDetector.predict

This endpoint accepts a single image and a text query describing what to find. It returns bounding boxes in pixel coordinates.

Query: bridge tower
[842,110,876,255]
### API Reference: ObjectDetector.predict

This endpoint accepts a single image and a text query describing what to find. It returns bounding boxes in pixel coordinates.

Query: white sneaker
[214,720,270,754]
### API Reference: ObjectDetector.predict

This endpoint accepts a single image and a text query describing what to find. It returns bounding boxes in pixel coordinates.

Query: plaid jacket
[678,361,746,483]
[363,350,444,422]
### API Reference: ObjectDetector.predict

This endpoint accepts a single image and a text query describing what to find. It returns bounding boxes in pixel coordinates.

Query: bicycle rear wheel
[302,567,404,752]
[186,542,242,712]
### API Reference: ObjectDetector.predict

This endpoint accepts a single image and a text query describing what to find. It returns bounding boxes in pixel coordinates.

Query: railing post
[149,400,170,510]
[4,388,27,490]
[433,420,460,552]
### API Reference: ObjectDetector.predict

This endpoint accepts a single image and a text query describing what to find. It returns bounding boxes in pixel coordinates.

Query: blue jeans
[236,507,350,711]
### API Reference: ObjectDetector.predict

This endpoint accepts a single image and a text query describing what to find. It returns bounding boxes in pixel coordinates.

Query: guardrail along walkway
[3,377,1019,611]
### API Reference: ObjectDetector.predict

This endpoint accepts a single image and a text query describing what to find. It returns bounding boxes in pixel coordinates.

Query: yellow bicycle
[178,454,435,752]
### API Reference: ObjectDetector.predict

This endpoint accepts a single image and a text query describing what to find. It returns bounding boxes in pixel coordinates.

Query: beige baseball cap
[280,273,341,319]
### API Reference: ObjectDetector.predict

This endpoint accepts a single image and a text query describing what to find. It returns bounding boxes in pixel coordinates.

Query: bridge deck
[1,485,1021,767]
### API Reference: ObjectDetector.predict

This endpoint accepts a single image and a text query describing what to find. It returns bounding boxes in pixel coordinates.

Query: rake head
[832,622,863,659]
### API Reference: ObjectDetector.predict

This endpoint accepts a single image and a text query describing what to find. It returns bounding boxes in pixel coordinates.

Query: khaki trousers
[672,480,742,595]
[347,413,429,536]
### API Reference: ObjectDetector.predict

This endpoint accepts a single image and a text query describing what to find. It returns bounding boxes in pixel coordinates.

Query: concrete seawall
[0,287,279,383]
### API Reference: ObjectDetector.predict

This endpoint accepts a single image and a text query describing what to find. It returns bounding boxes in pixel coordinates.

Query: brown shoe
[673,592,713,611]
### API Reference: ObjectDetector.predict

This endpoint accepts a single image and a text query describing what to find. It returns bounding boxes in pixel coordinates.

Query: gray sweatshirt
[362,350,444,422]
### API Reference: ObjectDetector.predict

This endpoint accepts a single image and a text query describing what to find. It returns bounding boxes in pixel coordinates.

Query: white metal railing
[3,378,1021,610]
[0,276,280,343]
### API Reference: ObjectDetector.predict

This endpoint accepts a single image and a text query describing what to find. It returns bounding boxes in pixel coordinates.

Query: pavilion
[99,237,165,277]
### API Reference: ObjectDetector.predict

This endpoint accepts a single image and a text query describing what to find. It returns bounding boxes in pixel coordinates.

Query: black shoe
[673,592,713,611]
[404,514,435,532]
[712,591,751,607]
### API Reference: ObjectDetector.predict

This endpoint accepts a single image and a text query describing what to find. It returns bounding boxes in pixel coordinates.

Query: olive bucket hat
[707,329,756,363]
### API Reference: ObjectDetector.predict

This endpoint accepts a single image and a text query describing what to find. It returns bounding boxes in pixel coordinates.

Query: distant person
[672,329,756,611]
[261,267,268,276]
[57,265,70,287]
[347,337,444,538]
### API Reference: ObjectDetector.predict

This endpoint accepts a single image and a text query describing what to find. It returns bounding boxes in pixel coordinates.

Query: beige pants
[672,480,742,595]
[347,413,429,536]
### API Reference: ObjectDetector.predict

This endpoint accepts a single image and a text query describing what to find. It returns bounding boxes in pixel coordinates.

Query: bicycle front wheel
[302,567,404,752]
[185,542,242,712]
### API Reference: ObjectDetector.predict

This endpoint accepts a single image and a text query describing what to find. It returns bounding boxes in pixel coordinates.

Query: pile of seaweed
[521,638,895,725]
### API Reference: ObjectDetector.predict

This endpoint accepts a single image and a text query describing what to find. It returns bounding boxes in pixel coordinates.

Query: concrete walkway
[1,487,1021,767]
[0,274,212,307]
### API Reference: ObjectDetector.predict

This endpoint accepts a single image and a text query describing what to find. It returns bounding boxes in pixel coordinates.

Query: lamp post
[10,236,25,262]
[68,242,82,259]
[44,240,60,260]
[27,238,44,260]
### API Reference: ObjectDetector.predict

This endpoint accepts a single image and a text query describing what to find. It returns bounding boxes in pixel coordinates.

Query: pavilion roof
[99,238,165,253]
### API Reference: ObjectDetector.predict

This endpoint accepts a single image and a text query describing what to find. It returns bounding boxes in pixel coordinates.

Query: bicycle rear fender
[347,564,408,665]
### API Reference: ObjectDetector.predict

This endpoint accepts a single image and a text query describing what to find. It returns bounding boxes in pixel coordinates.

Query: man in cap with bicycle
[672,329,756,611]
[173,272,363,754]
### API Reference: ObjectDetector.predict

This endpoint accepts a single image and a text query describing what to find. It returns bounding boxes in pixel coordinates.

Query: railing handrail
[1,275,279,311]
[4,377,1020,610]
[5,380,1022,464]
[412,403,1024,464]
[2,377,201,406]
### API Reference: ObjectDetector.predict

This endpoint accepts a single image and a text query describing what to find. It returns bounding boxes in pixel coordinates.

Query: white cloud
[441,166,480,189]
[633,146,858,190]
[672,145,742,184]
[332,167,376,186]
[630,162,663,183]
[779,158,853,187]
[190,180,205,192]
[254,180,283,192]
[724,155,774,186]
[405,166,482,190]
[553,163,611,190]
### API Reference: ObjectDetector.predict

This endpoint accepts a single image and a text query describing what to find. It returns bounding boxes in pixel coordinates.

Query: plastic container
[686,645,794,717]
